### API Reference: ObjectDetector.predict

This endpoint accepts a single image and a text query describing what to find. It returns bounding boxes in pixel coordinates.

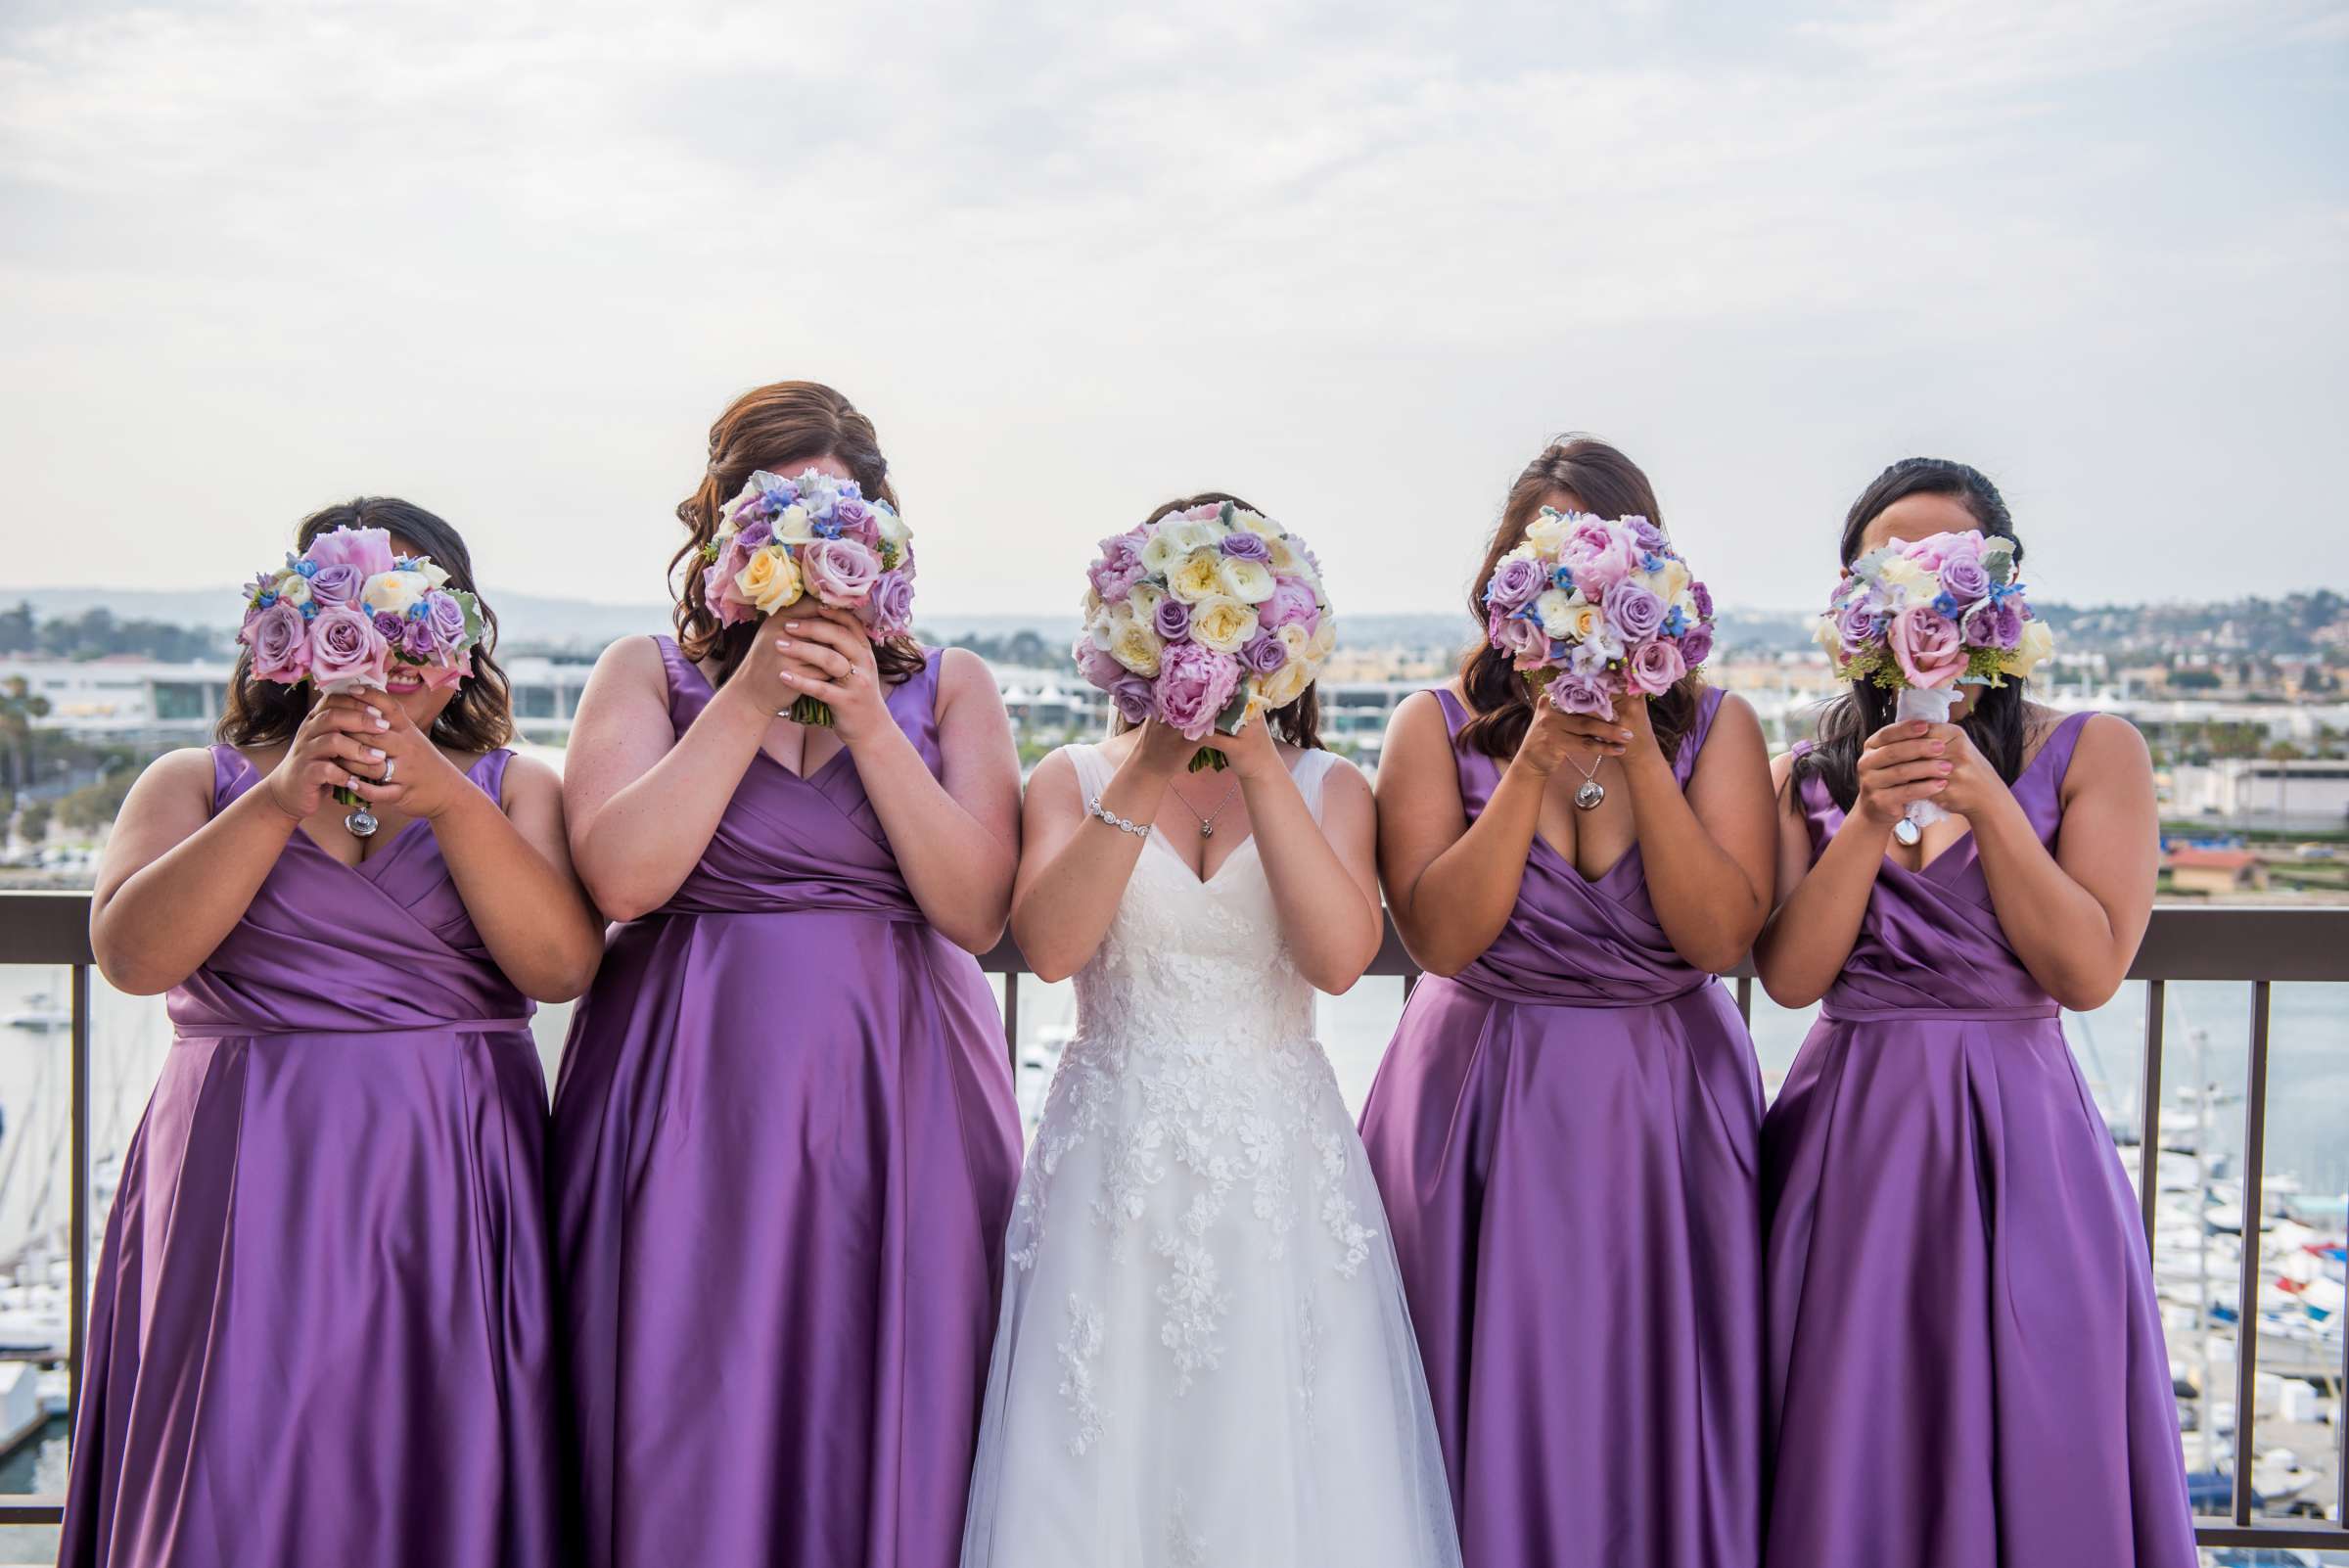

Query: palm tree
[0,675,51,804]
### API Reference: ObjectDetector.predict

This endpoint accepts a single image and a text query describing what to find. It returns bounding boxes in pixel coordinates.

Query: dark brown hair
[1111,492,1323,751]
[1791,457,2030,809]
[1454,436,1701,761]
[673,380,925,688]
[217,497,514,753]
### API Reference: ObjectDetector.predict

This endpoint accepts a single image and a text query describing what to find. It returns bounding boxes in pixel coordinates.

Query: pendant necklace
[1172,777,1239,839]
[1567,750,1609,811]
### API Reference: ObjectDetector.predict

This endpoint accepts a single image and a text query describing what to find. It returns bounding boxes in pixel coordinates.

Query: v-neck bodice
[1791,710,2094,1018]
[1432,685,1727,1007]
[174,745,530,1036]
[646,634,944,922]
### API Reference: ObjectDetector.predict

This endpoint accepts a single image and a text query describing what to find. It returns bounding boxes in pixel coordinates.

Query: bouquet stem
[1188,747,1228,773]
[790,695,835,728]
[1894,684,1961,832]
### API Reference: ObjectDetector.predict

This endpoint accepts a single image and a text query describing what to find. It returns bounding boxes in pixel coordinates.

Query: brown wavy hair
[673,380,925,689]
[217,497,514,753]
[1108,492,1323,751]
[1454,436,1702,762]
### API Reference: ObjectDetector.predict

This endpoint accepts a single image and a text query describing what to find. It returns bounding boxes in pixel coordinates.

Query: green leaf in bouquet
[1211,685,1253,736]
[457,591,487,646]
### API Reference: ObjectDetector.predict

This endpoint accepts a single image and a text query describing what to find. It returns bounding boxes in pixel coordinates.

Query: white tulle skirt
[959,1026,1462,1568]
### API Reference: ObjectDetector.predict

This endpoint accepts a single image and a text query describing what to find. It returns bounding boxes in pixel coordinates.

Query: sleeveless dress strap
[1290,749,1342,824]
[1669,686,1727,788]
[2038,710,2096,787]
[650,634,707,732]
[207,743,252,817]
[471,746,514,805]
[1429,686,1471,738]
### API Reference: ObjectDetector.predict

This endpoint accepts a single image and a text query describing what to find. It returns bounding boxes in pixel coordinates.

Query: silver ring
[380,757,395,783]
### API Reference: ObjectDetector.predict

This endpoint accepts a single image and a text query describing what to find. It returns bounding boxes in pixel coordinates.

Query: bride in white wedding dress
[961,692,1461,1567]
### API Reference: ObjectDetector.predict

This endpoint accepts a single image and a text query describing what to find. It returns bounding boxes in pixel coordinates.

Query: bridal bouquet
[1813,528,2053,839]
[1481,508,1715,718]
[1075,500,1336,771]
[237,526,486,835]
[701,467,916,726]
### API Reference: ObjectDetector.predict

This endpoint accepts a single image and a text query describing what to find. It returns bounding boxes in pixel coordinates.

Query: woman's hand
[1513,690,1634,778]
[1217,708,1283,782]
[262,695,391,821]
[1853,719,1954,829]
[1917,721,2013,820]
[773,607,890,743]
[342,694,473,820]
[1132,715,1204,779]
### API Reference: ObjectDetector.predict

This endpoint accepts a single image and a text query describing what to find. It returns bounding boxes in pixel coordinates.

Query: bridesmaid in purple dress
[552,381,1024,1568]
[1754,458,2194,1567]
[1359,437,1777,1568]
[63,498,603,1567]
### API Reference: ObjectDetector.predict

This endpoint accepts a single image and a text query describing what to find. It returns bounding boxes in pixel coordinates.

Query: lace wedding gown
[960,745,1461,1568]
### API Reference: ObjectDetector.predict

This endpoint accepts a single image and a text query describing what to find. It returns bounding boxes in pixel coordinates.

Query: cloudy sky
[2,0,2342,621]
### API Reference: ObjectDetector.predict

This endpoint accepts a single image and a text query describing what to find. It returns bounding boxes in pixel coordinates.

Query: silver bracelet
[1086,794,1151,839]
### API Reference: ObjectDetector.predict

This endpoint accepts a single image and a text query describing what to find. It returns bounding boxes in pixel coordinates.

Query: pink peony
[302,527,396,579]
[1152,641,1243,741]
[1258,576,1321,633]
[1887,604,1966,689]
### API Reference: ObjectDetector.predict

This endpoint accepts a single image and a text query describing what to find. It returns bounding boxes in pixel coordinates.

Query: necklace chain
[1170,776,1240,839]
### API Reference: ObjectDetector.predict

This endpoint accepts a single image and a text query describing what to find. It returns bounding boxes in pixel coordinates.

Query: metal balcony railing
[1,890,2344,1551]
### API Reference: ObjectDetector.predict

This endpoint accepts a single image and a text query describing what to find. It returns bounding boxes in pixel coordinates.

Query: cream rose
[1189,595,1260,653]
[1108,611,1164,676]
[1641,559,1690,605]
[1140,530,1185,576]
[1170,548,1225,604]
[1876,556,1930,595]
[1232,510,1280,540]
[1999,620,2054,680]
[276,573,313,608]
[1306,619,1337,663]
[1217,557,1276,604]
[735,545,803,614]
[1127,581,1168,623]
[1535,588,1601,641]
[773,504,815,543]
[1526,511,1574,555]
[409,558,451,591]
[1275,623,1311,661]
[1258,654,1313,708]
[363,570,429,616]
[1813,614,1844,659]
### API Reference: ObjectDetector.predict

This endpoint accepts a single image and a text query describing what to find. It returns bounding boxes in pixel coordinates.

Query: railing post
[69,959,91,1425]
[2138,979,2165,1247]
[1735,977,1753,1026]
[1002,971,1020,1077]
[2229,981,2272,1529]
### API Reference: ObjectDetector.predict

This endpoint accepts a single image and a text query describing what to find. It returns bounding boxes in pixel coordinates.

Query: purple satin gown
[61,745,558,1567]
[1359,686,1764,1568]
[551,638,1022,1568]
[1763,712,2195,1566]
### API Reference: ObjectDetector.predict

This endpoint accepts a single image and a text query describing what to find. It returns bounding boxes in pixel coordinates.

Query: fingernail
[775,639,791,649]
[367,748,386,761]
[1929,741,1946,753]
[1938,761,1953,773]
[783,623,800,631]
[375,718,391,730]
[365,705,382,716]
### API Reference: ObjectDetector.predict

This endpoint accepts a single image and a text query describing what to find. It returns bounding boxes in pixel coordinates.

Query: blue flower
[1641,552,1664,573]
[295,559,319,578]
[407,601,431,621]
[813,518,843,539]
[255,589,278,609]
[1551,565,1575,591]
[1932,592,1959,618]
[1664,607,1687,636]
[299,601,318,620]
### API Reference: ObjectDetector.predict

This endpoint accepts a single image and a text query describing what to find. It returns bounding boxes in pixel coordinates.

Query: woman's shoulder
[934,644,1002,704]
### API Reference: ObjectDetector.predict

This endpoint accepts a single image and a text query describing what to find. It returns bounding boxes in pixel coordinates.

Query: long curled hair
[1791,457,2031,810]
[1109,492,1323,751]
[673,380,925,689]
[217,497,513,753]
[1454,436,1702,763]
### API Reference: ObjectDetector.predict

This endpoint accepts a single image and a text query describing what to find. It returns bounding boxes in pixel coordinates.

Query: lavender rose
[1938,544,1990,604]
[735,517,775,552]
[307,563,365,609]
[1630,518,1667,554]
[1602,581,1666,644]
[1152,641,1243,741]
[1239,631,1290,676]
[1690,580,1714,622]
[1108,671,1155,725]
[831,496,879,546]
[1627,637,1686,696]
[801,537,881,608]
[1073,634,1126,691]
[1834,601,1881,654]
[372,611,406,643]
[1678,622,1715,669]
[865,569,915,636]
[1152,596,1192,641]
[241,600,311,684]
[398,617,437,660]
[1961,598,2023,650]
[1887,605,1966,689]
[1484,555,1546,614]
[307,603,388,691]
[424,591,468,651]
[1546,670,1614,717]
[1488,609,1550,669]
[1219,530,1272,563]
